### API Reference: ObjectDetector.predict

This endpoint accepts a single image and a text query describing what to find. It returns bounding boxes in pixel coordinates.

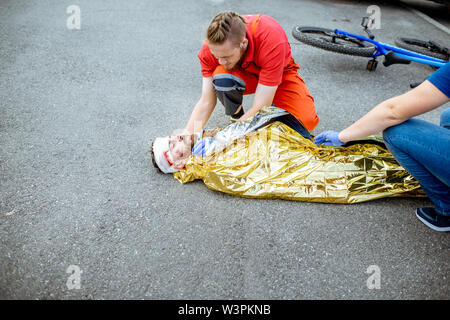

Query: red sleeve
[257,42,287,86]
[198,42,219,78]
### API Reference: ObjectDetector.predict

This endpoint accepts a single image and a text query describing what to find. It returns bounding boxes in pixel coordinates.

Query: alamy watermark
[366,5,381,30]
[366,265,381,289]
[66,5,81,30]
[66,265,82,290]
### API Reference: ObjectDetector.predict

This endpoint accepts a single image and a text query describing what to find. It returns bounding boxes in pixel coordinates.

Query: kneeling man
[183,11,319,137]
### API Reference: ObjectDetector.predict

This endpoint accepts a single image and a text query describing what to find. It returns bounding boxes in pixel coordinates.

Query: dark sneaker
[416,207,450,232]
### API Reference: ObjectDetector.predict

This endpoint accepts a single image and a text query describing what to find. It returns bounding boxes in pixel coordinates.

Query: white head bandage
[152,136,177,174]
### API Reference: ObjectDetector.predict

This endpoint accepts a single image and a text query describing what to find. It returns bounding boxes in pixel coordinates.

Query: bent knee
[382,119,420,144]
[440,108,450,128]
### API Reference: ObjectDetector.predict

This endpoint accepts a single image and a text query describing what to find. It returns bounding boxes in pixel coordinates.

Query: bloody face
[168,134,195,170]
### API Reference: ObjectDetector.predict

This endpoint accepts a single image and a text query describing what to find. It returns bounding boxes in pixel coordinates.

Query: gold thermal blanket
[173,122,425,203]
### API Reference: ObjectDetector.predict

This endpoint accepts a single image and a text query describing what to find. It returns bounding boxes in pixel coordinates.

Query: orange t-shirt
[198,14,294,86]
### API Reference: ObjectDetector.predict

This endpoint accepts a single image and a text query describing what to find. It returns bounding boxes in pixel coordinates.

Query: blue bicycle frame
[334,29,447,68]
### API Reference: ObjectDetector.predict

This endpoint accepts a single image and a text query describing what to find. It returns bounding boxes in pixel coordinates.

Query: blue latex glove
[314,130,345,146]
[192,138,212,157]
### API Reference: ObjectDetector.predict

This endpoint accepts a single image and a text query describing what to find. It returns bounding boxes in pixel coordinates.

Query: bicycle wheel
[394,37,449,61]
[292,26,377,57]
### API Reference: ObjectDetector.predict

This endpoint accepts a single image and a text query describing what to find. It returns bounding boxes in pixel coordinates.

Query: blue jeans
[383,108,450,216]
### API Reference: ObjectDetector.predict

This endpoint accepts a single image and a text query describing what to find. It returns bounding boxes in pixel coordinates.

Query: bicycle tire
[292,26,377,57]
[394,37,449,61]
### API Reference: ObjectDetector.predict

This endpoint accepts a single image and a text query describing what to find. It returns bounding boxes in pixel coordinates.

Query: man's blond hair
[207,11,247,46]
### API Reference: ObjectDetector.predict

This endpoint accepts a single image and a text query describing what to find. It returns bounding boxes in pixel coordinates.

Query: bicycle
[292,17,449,86]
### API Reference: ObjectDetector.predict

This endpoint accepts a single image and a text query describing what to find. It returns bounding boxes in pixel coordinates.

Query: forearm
[338,98,406,143]
[338,80,450,143]
[316,80,449,146]
[240,83,277,121]
[241,102,264,121]
[184,99,216,135]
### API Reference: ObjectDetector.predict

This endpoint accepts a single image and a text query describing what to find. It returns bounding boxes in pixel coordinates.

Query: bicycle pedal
[367,59,378,71]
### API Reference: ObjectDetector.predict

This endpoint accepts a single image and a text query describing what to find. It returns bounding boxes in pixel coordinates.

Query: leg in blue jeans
[441,107,450,129]
[382,108,450,216]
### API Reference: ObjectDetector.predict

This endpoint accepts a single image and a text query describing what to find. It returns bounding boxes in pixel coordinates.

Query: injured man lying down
[151,106,424,204]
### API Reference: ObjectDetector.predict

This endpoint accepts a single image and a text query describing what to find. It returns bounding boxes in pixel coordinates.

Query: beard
[224,47,246,71]
[224,63,238,71]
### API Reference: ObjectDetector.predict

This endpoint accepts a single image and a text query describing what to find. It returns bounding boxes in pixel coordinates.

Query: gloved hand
[192,138,213,157]
[314,130,345,146]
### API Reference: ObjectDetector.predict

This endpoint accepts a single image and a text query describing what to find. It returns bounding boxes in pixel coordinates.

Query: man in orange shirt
[183,11,319,139]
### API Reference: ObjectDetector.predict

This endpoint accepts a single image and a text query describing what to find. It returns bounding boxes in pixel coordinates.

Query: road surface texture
[0,0,449,299]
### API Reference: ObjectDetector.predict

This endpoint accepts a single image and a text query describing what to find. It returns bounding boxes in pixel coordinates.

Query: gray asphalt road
[0,0,449,299]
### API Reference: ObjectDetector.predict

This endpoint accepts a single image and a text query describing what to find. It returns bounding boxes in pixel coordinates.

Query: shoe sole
[415,210,450,232]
